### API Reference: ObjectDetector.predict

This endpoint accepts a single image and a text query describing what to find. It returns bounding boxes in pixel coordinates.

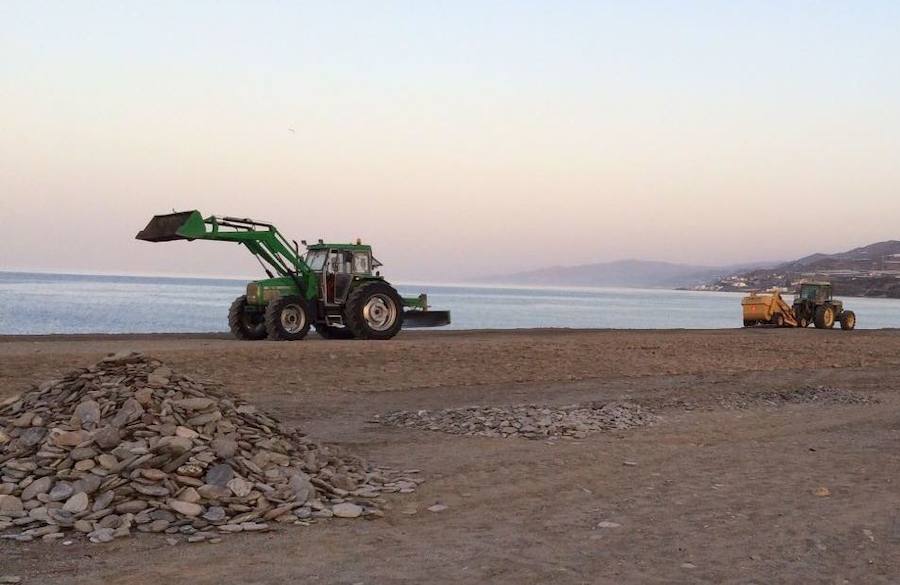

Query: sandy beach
[3,328,900,584]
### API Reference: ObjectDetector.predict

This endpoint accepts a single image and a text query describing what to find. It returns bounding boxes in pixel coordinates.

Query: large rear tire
[344,281,404,340]
[814,306,835,329]
[314,324,356,340]
[265,295,311,341]
[228,295,267,340]
[839,310,856,330]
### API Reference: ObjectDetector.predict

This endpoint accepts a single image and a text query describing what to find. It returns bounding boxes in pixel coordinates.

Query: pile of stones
[377,402,653,439]
[0,352,420,544]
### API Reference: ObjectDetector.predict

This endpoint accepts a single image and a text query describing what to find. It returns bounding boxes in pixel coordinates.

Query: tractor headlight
[246,283,259,304]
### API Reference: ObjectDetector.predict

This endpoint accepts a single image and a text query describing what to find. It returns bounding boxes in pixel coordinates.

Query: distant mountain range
[700,240,900,298]
[471,259,773,289]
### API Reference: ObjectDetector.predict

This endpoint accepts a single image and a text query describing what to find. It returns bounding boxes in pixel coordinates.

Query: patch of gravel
[0,352,419,545]
[716,386,876,410]
[651,385,876,412]
[376,402,654,439]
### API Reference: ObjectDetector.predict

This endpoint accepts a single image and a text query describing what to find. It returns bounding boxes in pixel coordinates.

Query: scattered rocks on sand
[0,352,420,544]
[377,402,653,439]
[717,386,874,409]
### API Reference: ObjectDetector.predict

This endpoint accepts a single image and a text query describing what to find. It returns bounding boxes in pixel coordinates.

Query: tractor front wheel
[839,310,856,330]
[228,295,267,340]
[265,295,311,341]
[344,281,404,340]
[772,313,785,327]
[814,306,835,329]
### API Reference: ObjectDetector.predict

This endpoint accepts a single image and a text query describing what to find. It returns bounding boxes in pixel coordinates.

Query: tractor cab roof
[305,242,372,253]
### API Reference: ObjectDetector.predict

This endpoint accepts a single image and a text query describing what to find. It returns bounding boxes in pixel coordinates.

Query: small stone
[168,499,204,517]
[132,483,169,497]
[72,399,101,428]
[92,490,115,512]
[202,506,227,523]
[0,577,22,584]
[211,437,238,459]
[174,397,215,411]
[427,504,448,513]
[165,537,179,546]
[158,436,193,455]
[73,474,102,495]
[88,527,116,543]
[204,464,234,487]
[175,426,199,439]
[177,487,201,504]
[140,468,168,481]
[240,522,268,531]
[48,482,75,502]
[218,524,243,533]
[63,492,89,513]
[623,461,638,467]
[197,484,230,500]
[332,503,363,518]
[74,459,96,471]
[21,476,54,501]
[116,500,148,514]
[74,520,94,533]
[0,496,23,513]
[596,521,621,528]
[176,464,203,478]
[227,478,252,498]
[289,473,313,503]
[92,427,121,449]
[813,487,831,497]
[681,563,696,569]
[52,430,90,448]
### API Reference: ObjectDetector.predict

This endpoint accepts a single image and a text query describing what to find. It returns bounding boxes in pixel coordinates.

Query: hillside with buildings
[695,241,900,298]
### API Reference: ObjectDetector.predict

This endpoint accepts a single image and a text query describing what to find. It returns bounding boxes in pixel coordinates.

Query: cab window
[352,252,371,274]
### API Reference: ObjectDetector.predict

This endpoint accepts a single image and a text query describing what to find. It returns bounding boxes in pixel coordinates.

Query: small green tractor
[136,211,450,341]
[791,282,856,330]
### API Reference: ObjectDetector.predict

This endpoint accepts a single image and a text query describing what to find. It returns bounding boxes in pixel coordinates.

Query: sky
[1,1,899,281]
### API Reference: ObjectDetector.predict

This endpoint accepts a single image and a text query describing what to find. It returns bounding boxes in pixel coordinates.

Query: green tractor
[136,211,450,341]
[791,282,856,330]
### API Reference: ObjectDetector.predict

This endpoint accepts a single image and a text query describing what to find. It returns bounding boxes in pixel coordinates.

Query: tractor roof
[800,281,832,287]
[306,242,372,252]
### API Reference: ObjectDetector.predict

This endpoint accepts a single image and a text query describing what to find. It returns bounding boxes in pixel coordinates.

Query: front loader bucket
[403,310,451,328]
[135,211,205,242]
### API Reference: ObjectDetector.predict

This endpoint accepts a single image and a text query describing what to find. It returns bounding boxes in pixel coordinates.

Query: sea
[2,271,900,335]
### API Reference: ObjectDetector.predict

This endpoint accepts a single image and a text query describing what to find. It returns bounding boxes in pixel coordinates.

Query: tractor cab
[797,282,832,303]
[304,242,382,306]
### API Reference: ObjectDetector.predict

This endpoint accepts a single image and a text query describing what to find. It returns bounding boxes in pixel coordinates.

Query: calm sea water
[2,271,900,335]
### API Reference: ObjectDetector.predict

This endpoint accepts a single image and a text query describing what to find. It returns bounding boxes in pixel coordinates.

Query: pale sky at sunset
[2,1,898,281]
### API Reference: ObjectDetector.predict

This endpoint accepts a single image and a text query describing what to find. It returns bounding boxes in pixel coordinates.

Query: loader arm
[136,210,318,299]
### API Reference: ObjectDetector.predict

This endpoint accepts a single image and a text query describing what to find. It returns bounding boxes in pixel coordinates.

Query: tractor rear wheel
[814,306,835,329]
[839,310,856,330]
[314,324,355,340]
[344,281,404,340]
[264,295,311,341]
[228,295,266,340]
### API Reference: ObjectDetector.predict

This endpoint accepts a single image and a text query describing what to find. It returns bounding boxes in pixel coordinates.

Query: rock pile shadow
[0,352,420,545]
